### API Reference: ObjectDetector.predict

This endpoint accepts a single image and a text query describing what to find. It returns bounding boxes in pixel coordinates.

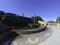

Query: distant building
[37,20,60,27]
[37,21,47,26]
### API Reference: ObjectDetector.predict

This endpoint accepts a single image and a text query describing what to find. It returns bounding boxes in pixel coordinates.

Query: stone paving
[38,26,60,45]
[11,26,53,45]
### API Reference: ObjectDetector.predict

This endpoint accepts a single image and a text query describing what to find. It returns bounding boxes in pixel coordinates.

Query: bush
[32,24,39,27]
[0,11,5,15]
[2,15,33,28]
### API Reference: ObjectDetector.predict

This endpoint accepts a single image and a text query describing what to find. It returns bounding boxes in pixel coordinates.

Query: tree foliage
[47,20,55,23]
[56,17,60,23]
[0,11,5,21]
[31,16,43,24]
[32,16,43,21]
[0,11,43,28]
[2,14,33,28]
[0,11,5,15]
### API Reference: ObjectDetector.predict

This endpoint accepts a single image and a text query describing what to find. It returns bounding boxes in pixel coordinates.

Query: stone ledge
[13,26,47,35]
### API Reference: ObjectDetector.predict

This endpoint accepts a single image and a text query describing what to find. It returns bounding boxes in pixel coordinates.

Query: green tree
[0,11,5,21]
[0,11,5,15]
[56,17,60,23]
[32,16,44,24]
[22,13,24,17]
[47,20,55,23]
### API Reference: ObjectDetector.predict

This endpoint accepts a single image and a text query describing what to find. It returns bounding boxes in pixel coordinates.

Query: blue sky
[0,0,60,21]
